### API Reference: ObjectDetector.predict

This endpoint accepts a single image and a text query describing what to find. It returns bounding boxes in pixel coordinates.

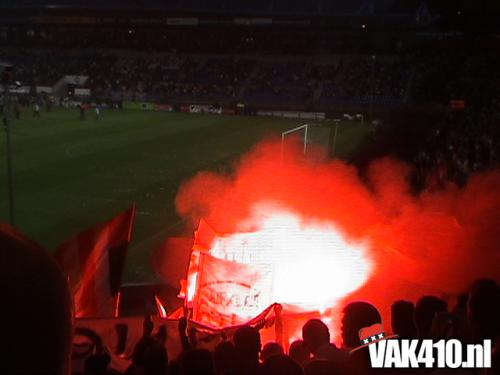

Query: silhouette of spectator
[143,340,169,375]
[341,302,382,350]
[302,319,347,363]
[114,323,129,355]
[447,293,471,343]
[187,326,198,349]
[75,327,120,375]
[453,293,469,314]
[414,296,447,338]
[288,340,310,366]
[261,354,304,375]
[341,302,383,374]
[468,279,500,342]
[431,310,465,341]
[178,317,192,351]
[0,224,73,375]
[391,300,417,339]
[303,359,345,375]
[260,342,284,362]
[154,325,168,346]
[179,349,215,375]
[125,315,161,375]
[233,325,261,375]
[84,352,121,375]
[143,314,154,336]
[213,341,237,375]
[490,341,500,375]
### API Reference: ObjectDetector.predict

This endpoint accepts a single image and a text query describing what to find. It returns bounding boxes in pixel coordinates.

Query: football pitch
[0,108,371,282]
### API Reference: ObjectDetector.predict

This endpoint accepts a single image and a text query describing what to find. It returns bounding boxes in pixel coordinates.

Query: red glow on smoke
[176,138,500,340]
[193,208,371,315]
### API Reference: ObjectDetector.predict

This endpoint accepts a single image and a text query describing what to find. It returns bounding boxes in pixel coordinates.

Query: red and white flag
[54,205,136,318]
[193,252,272,328]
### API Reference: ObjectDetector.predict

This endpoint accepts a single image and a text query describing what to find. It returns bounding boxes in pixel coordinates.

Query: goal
[281,124,309,158]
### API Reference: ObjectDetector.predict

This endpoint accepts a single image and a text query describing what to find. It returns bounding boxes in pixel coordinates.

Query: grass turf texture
[0,108,370,282]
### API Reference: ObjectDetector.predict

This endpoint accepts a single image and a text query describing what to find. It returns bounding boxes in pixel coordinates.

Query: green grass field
[0,108,370,282]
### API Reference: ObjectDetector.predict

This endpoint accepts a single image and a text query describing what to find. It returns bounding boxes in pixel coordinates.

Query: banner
[180,104,230,115]
[154,104,174,112]
[123,101,155,110]
[65,75,89,85]
[0,85,30,94]
[193,252,272,328]
[257,110,325,120]
[75,88,91,97]
[166,17,199,26]
[54,206,136,318]
[181,219,330,349]
[189,104,222,114]
[74,306,282,373]
[74,316,182,373]
[122,102,173,111]
[234,18,272,26]
[36,86,53,94]
[234,17,273,26]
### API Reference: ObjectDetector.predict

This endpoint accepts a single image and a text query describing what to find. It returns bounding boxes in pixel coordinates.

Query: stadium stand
[2,23,499,191]
[1,2,500,373]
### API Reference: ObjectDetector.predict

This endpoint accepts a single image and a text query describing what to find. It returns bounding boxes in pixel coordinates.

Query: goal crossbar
[281,124,308,156]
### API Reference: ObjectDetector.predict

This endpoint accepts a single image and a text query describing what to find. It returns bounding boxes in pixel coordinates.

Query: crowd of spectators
[13,34,499,110]
[4,225,499,375]
[412,103,500,189]
[315,56,410,106]
[1,26,388,56]
[245,60,314,105]
[118,285,498,375]
[2,40,499,191]
[1,48,413,106]
[408,46,500,189]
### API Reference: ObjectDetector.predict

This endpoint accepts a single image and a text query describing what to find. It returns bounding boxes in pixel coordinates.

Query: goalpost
[281,124,308,157]
[281,121,342,159]
[281,114,366,159]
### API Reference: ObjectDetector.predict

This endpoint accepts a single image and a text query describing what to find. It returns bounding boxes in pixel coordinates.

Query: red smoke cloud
[176,138,500,336]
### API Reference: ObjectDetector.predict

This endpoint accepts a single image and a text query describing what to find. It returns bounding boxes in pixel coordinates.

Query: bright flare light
[209,208,373,313]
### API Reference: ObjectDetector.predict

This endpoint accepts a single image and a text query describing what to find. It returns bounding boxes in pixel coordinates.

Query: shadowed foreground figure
[288,340,310,366]
[213,341,237,375]
[125,315,169,375]
[414,296,447,339]
[0,224,73,375]
[233,326,262,375]
[260,341,284,362]
[303,359,345,375]
[468,279,500,342]
[391,300,417,339]
[467,280,500,374]
[302,319,347,363]
[179,349,215,375]
[341,301,383,374]
[261,354,303,375]
[342,302,382,350]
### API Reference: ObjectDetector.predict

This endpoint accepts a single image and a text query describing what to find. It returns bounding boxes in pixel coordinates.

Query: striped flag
[54,205,136,318]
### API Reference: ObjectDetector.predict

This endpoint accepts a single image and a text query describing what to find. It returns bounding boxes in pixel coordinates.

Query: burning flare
[200,204,373,315]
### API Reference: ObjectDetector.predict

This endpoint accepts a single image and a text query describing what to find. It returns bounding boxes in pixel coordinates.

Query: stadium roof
[0,0,422,16]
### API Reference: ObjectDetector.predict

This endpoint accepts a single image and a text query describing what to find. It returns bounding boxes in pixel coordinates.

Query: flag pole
[2,76,15,225]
